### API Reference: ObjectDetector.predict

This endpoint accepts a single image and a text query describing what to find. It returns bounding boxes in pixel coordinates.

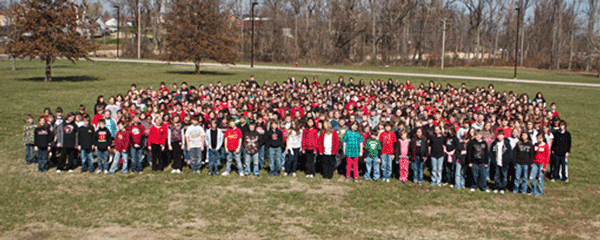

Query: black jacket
[551,130,571,157]
[94,126,113,150]
[489,139,512,167]
[467,139,489,165]
[34,127,54,151]
[409,137,429,159]
[265,129,284,148]
[77,125,95,150]
[513,141,535,165]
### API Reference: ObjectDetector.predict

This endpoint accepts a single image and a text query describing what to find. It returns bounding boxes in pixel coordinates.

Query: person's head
[97,95,104,103]
[350,121,360,132]
[38,116,47,128]
[66,112,75,122]
[400,130,408,140]
[271,120,279,129]
[496,130,505,141]
[98,119,106,128]
[248,121,256,131]
[519,131,529,142]
[511,128,520,138]
[191,115,200,126]
[155,117,163,126]
[228,118,237,128]
[474,130,483,141]
[536,133,545,144]
[559,120,567,131]
[83,115,90,126]
[384,122,392,132]
[526,121,534,130]
[415,127,423,138]
[370,131,378,139]
[446,126,456,137]
[117,121,125,130]
[56,107,63,116]
[306,118,315,128]
[103,110,111,118]
[210,119,218,129]
[26,114,34,124]
[434,125,442,136]
[172,115,181,124]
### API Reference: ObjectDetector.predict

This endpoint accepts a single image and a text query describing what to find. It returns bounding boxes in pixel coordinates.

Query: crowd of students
[23,76,572,196]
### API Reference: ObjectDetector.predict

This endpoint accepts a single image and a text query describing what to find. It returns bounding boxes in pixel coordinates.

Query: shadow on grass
[166,70,235,76]
[17,75,101,82]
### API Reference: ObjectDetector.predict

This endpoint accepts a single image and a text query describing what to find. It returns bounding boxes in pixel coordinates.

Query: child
[34,117,53,172]
[489,130,512,194]
[443,127,459,187]
[205,119,224,176]
[550,120,571,182]
[455,134,469,189]
[77,116,95,173]
[224,118,244,176]
[129,115,145,174]
[302,118,318,178]
[94,119,113,174]
[318,121,339,179]
[265,120,284,176]
[364,131,381,182]
[379,122,396,182]
[23,115,37,165]
[409,128,429,185]
[243,121,263,176]
[343,121,363,182]
[185,116,206,174]
[168,115,185,173]
[148,117,168,172]
[513,132,535,194]
[110,121,131,174]
[467,130,489,192]
[429,125,446,186]
[284,120,301,177]
[55,113,78,173]
[531,134,550,196]
[397,131,410,183]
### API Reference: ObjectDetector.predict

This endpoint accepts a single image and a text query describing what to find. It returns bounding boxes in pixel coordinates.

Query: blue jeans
[471,163,487,191]
[430,156,444,186]
[514,164,529,193]
[96,150,110,171]
[25,144,38,164]
[530,163,545,196]
[80,149,94,172]
[268,147,282,175]
[411,156,424,183]
[485,156,491,180]
[454,162,465,189]
[551,155,568,181]
[245,152,260,176]
[183,142,190,161]
[189,148,203,172]
[225,150,243,174]
[259,146,266,170]
[37,149,49,172]
[381,154,393,180]
[494,164,509,191]
[365,157,381,181]
[110,151,129,173]
[285,148,300,174]
[208,149,220,174]
[130,147,143,172]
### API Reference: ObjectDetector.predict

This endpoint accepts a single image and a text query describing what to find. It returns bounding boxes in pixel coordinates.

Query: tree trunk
[568,28,574,70]
[11,56,16,71]
[195,63,200,74]
[45,58,52,82]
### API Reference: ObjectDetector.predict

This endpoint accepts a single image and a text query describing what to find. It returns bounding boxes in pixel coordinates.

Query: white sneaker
[306,174,310,178]
[96,170,102,174]
[449,184,454,188]
[493,190,498,194]
[239,172,244,177]
[386,179,390,183]
[500,190,505,194]
[310,175,314,178]
[56,170,61,173]
[222,172,229,176]
[284,172,288,176]
[177,169,182,173]
[171,169,177,173]
[68,170,73,173]
[485,189,490,193]
[103,170,108,174]
[470,188,476,192]
[292,173,297,177]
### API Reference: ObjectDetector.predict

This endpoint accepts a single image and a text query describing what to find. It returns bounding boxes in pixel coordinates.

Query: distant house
[105,18,117,27]
[227,15,271,31]
[0,14,9,27]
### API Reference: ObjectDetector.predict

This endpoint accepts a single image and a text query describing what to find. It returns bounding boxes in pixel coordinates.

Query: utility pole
[138,5,141,59]
[251,1,258,68]
[441,18,447,70]
[514,7,521,79]
[114,5,120,59]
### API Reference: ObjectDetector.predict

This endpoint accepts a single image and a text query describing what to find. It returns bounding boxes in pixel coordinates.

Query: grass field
[1,59,599,239]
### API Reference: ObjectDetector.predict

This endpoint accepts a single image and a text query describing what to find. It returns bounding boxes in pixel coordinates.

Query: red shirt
[148,124,168,146]
[318,131,339,155]
[533,143,551,166]
[114,130,131,152]
[494,126,512,139]
[225,127,242,151]
[302,128,319,151]
[379,131,397,155]
[92,114,103,126]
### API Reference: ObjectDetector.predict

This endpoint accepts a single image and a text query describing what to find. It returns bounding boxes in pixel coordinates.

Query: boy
[34,117,53,172]
[77,116,95,173]
[23,115,37,164]
[205,119,224,176]
[467,131,489,192]
[185,116,206,174]
[243,121,263,176]
[265,120,284,176]
[364,131,382,182]
[489,130,512,194]
[379,123,396,182]
[551,120,571,182]
[110,121,131,174]
[55,113,78,173]
[129,115,145,174]
[223,118,243,176]
[94,119,113,174]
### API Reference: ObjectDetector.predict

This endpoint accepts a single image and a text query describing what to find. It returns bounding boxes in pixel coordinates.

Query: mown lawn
[0,59,599,239]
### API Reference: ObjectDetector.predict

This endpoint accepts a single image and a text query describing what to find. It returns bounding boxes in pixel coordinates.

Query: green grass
[1,59,600,239]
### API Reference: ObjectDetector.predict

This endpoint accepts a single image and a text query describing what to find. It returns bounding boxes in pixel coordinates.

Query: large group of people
[23,76,572,196]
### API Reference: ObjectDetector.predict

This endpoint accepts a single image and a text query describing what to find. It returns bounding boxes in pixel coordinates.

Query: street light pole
[114,5,120,59]
[251,1,258,68]
[441,18,447,71]
[514,7,521,79]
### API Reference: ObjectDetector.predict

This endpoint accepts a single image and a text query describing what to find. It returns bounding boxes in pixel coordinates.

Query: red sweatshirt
[302,128,319,151]
[318,131,339,155]
[533,143,551,168]
[129,123,145,146]
[114,130,131,152]
[148,124,168,146]
[379,131,397,155]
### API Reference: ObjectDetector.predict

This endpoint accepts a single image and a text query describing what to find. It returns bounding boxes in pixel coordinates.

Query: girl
[168,115,184,173]
[455,134,470,189]
[148,117,168,172]
[285,119,302,177]
[443,127,459,187]
[409,128,429,185]
[34,117,53,172]
[429,125,445,186]
[531,134,550,196]
[513,132,535,194]
[343,121,363,182]
[397,131,410,183]
[302,118,319,178]
[379,122,397,182]
[318,121,339,179]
